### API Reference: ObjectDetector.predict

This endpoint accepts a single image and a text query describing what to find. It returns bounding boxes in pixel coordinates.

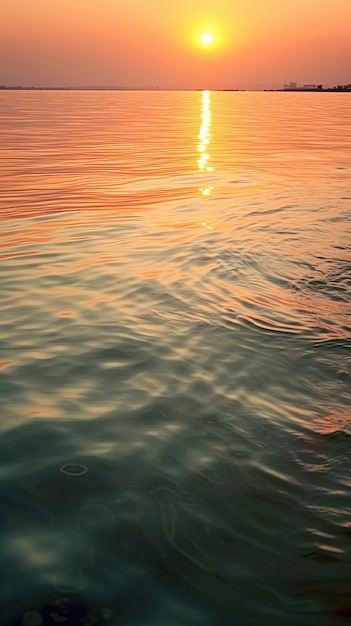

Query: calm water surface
[0,90,351,625]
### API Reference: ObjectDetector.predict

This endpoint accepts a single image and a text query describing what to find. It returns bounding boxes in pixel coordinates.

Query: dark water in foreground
[0,90,351,625]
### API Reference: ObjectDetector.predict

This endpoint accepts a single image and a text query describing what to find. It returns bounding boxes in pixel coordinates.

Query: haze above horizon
[1,0,350,89]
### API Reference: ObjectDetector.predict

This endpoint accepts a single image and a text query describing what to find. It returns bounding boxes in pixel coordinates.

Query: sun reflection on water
[197,90,214,198]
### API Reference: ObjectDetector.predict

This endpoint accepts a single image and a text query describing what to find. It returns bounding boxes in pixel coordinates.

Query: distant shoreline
[0,86,350,92]
[217,88,351,93]
[268,88,351,92]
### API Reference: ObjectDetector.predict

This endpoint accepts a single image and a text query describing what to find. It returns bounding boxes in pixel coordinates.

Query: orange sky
[1,0,350,88]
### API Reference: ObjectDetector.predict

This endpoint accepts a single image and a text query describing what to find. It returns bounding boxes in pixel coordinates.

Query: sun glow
[193,24,222,50]
[201,32,213,46]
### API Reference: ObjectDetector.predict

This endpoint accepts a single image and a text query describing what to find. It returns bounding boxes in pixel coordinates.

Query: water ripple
[1,90,351,626]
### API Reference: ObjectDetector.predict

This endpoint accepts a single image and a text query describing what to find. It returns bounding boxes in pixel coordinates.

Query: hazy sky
[2,0,350,88]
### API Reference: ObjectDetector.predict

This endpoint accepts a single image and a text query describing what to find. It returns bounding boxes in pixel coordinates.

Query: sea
[0,89,350,626]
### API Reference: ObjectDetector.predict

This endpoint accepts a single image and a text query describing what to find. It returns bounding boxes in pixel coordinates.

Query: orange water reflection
[197,90,214,197]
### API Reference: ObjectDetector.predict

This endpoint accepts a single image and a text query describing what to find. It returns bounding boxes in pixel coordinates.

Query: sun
[192,23,223,51]
[201,32,214,46]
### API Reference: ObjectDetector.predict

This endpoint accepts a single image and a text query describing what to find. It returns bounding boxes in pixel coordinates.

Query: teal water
[0,90,351,625]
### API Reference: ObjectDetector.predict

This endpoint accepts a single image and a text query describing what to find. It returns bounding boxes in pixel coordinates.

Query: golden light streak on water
[197,90,214,197]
